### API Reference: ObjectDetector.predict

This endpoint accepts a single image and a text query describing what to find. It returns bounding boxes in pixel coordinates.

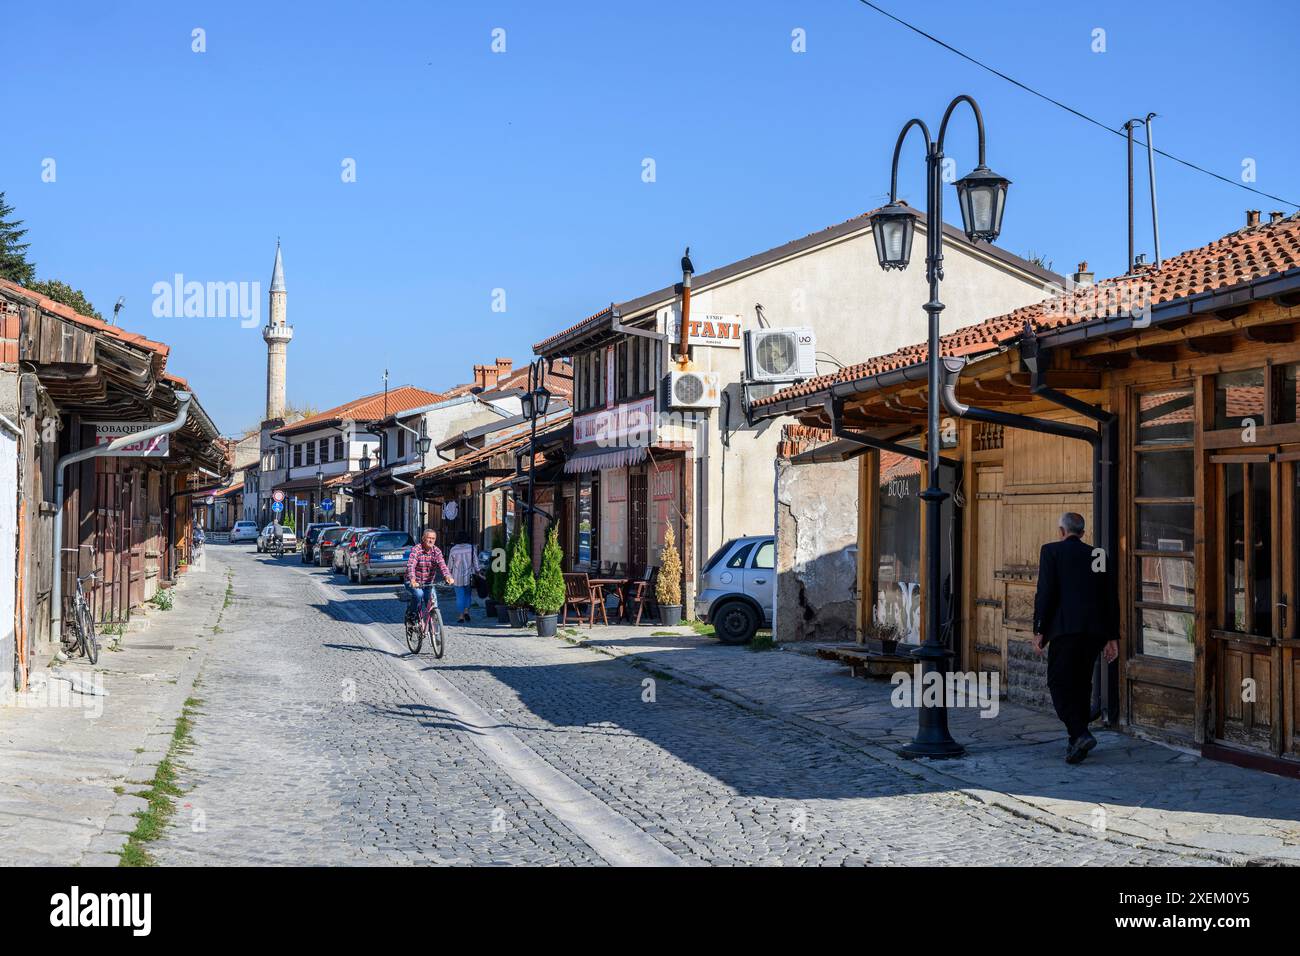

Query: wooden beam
[1004,369,1103,390]
[1243,323,1297,344]
[1272,291,1300,309]
[1211,305,1250,322]
[1186,334,1236,354]
[1133,344,1181,363]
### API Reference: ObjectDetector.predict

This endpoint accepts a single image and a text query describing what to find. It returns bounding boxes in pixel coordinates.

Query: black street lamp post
[316,468,324,518]
[870,94,1010,759]
[520,358,552,569]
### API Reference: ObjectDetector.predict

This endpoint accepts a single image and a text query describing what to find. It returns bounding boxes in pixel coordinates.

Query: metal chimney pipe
[678,247,694,367]
[1144,113,1161,267]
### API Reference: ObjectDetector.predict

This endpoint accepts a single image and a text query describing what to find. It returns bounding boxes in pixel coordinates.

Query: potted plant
[532,526,565,637]
[485,529,504,618]
[503,526,535,628]
[862,621,900,656]
[656,525,683,626]
[491,530,511,623]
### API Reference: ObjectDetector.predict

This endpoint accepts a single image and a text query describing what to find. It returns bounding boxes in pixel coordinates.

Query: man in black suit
[1033,512,1119,764]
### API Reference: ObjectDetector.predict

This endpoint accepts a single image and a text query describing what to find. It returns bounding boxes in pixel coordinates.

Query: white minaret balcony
[263,323,294,344]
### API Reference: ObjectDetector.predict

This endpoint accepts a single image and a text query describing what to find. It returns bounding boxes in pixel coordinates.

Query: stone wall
[773,430,859,643]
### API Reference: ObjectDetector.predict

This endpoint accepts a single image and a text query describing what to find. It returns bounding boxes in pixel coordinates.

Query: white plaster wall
[656,222,1053,569]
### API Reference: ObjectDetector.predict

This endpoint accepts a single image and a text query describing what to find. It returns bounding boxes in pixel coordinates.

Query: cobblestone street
[147,548,1219,866]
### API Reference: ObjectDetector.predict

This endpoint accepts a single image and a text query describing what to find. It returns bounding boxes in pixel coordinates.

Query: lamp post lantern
[870,94,1010,759]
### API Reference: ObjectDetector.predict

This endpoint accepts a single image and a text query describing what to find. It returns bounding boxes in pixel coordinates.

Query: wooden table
[588,578,630,622]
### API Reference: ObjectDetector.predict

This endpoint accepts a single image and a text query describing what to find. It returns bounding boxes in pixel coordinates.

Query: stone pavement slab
[0,557,229,866]
[552,621,1300,865]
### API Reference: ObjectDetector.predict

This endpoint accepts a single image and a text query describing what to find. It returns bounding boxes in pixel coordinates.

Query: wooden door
[629,472,648,569]
[1211,452,1295,755]
[973,466,1006,683]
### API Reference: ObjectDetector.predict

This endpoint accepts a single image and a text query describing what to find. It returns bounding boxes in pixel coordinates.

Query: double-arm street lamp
[870,94,1010,759]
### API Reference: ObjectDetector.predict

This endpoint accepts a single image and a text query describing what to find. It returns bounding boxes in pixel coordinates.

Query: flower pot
[863,637,899,656]
[659,604,683,627]
[508,607,530,628]
[496,605,511,625]
[535,613,558,637]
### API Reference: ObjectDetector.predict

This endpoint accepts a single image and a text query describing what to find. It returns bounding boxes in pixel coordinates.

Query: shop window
[1132,385,1195,662]
[1214,368,1266,430]
[873,450,922,643]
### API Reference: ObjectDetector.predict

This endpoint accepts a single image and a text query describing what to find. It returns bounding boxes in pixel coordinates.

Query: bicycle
[63,570,100,665]
[404,585,445,658]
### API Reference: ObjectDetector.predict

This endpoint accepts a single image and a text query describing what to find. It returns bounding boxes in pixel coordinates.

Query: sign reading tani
[667,310,743,348]
[91,422,170,457]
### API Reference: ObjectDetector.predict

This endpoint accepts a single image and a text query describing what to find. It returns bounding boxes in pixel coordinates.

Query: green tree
[26,278,102,319]
[0,192,35,285]
[503,526,535,608]
[532,525,565,616]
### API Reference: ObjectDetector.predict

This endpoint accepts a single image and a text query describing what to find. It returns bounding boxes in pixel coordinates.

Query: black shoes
[1065,732,1098,764]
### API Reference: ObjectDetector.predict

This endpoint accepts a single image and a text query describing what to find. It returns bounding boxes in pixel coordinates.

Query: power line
[855,0,1298,208]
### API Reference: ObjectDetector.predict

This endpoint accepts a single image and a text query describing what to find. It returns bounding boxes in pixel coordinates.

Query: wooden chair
[563,572,608,626]
[623,566,659,625]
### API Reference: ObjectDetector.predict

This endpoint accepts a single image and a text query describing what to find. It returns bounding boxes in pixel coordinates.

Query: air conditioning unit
[744,327,817,382]
[662,370,721,409]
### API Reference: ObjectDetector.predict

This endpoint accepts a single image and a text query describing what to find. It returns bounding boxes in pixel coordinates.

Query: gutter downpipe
[53,392,192,637]
[940,356,1120,727]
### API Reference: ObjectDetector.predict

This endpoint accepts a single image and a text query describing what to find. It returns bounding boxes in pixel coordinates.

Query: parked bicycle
[63,569,100,665]
[404,587,445,658]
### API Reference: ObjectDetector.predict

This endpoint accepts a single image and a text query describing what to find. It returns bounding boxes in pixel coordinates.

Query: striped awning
[562,445,649,475]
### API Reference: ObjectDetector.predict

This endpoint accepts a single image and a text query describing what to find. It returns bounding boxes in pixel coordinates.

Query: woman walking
[447,533,478,624]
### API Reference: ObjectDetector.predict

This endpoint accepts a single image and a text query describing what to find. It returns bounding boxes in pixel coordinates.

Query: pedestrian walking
[1033,512,1119,764]
[447,533,478,624]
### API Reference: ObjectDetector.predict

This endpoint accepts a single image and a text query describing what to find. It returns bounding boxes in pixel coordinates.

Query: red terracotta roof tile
[275,385,444,435]
[758,212,1300,409]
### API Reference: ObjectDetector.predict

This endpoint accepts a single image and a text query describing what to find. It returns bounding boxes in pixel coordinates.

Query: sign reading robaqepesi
[90,422,170,457]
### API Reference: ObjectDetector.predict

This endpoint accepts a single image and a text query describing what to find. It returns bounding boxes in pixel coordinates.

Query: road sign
[272,500,284,513]
[272,490,285,503]
[320,499,335,512]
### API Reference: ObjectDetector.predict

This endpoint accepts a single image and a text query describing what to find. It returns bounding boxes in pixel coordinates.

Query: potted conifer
[532,526,565,637]
[656,525,683,626]
[503,526,535,628]
[488,529,507,622]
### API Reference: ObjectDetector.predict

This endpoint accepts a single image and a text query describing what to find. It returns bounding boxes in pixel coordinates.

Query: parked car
[355,530,415,583]
[257,523,298,554]
[315,526,352,567]
[696,535,775,645]
[230,520,259,544]
[333,527,378,575]
[301,521,341,563]
[345,529,386,581]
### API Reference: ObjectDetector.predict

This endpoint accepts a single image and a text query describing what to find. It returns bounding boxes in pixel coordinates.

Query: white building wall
[652,222,1054,576]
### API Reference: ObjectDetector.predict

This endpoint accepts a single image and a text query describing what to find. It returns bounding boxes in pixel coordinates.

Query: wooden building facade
[1,279,226,690]
[755,212,1300,775]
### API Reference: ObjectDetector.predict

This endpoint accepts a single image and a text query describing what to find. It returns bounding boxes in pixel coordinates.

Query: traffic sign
[320,499,335,512]
[271,500,284,513]
[272,490,285,503]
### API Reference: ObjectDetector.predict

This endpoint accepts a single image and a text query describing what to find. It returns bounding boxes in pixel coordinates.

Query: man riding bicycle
[405,528,454,625]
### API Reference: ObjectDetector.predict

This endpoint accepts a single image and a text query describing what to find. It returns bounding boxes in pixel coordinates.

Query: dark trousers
[1046,633,1101,742]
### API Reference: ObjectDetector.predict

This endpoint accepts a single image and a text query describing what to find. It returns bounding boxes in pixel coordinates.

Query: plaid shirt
[406,543,451,587]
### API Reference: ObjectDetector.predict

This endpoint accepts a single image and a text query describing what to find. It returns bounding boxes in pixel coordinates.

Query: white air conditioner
[663,370,721,409]
[744,327,817,382]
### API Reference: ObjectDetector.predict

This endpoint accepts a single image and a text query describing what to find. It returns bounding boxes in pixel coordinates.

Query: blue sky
[4,0,1297,433]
